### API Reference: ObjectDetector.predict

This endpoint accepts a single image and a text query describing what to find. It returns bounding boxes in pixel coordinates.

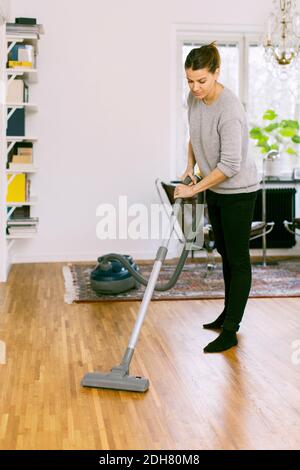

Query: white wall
[8,0,280,262]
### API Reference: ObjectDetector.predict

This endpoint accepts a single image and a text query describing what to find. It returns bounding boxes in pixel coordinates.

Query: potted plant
[249,109,300,177]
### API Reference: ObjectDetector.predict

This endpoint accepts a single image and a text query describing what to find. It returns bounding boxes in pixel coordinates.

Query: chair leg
[283,220,300,237]
[203,224,216,272]
[206,248,216,272]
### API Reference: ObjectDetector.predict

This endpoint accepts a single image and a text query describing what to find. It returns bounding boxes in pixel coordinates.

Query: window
[248,42,300,128]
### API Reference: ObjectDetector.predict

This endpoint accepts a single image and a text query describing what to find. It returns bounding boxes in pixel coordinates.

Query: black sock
[203,329,238,353]
[203,309,227,330]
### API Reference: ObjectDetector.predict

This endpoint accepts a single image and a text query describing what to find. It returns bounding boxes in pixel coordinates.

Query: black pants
[206,189,258,332]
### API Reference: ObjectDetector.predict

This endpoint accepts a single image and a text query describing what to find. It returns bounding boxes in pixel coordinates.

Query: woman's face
[185,67,220,99]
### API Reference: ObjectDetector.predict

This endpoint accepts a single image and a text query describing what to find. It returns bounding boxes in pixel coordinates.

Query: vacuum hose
[98,175,202,291]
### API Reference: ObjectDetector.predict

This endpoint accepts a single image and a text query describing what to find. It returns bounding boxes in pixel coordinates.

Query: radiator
[250,187,296,248]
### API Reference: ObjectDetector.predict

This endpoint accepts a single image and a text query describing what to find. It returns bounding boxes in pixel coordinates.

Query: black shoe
[203,329,238,353]
[203,311,226,330]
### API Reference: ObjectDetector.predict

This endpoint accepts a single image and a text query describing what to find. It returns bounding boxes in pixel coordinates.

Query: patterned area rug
[62,260,300,303]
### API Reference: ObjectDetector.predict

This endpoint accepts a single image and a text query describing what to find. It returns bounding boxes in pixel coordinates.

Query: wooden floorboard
[0,262,299,450]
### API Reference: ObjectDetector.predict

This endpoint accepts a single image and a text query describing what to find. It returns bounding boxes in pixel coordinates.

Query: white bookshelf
[6,68,38,83]
[0,21,43,282]
[6,168,38,174]
[6,102,38,111]
[6,136,38,141]
[6,233,37,240]
[5,197,38,207]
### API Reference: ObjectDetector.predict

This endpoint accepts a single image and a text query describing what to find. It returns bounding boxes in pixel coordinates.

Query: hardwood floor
[0,262,299,450]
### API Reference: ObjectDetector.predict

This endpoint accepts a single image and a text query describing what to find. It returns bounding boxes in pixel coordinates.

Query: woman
[174,42,260,353]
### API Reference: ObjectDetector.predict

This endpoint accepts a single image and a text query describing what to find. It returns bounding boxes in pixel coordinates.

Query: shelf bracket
[7,40,18,55]
[7,141,15,157]
[7,207,17,220]
[7,107,18,121]
[7,174,17,186]
[7,72,24,86]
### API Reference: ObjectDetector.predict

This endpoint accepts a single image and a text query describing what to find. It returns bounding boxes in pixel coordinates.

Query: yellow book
[8,60,33,68]
[6,173,26,203]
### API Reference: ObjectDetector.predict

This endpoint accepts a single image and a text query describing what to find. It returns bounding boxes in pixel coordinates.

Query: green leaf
[260,146,270,154]
[292,134,300,143]
[249,127,263,139]
[270,143,279,150]
[286,147,297,155]
[252,110,300,155]
[257,142,271,152]
[264,123,280,132]
[257,135,269,144]
[263,109,277,120]
[281,120,299,129]
[279,127,298,137]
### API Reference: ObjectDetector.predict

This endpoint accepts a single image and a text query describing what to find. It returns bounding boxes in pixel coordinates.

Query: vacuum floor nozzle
[81,368,149,393]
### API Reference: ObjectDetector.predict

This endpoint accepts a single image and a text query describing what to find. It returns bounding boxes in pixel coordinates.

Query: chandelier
[263,0,300,68]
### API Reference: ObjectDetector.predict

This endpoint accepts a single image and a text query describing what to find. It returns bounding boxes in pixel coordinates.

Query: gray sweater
[187,86,260,194]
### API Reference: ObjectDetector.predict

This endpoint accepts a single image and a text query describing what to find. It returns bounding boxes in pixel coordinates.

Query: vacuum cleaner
[90,254,140,295]
[81,175,204,393]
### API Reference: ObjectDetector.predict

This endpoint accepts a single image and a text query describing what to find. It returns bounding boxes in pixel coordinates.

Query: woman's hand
[180,166,197,185]
[174,183,196,200]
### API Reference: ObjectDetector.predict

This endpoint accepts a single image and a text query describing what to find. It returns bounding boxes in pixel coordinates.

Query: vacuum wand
[81,175,202,392]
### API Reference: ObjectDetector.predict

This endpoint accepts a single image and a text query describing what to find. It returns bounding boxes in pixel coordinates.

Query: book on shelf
[7,206,30,218]
[8,224,37,229]
[15,18,37,26]
[8,60,33,69]
[7,143,33,169]
[7,217,39,226]
[6,173,32,202]
[7,223,38,228]
[24,82,29,102]
[11,154,33,163]
[6,173,26,202]
[26,178,31,201]
[6,78,28,103]
[14,142,33,157]
[8,44,35,67]
[8,226,37,234]
[6,22,45,38]
[8,214,38,221]
[17,146,33,156]
[8,225,38,231]
[6,107,25,136]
